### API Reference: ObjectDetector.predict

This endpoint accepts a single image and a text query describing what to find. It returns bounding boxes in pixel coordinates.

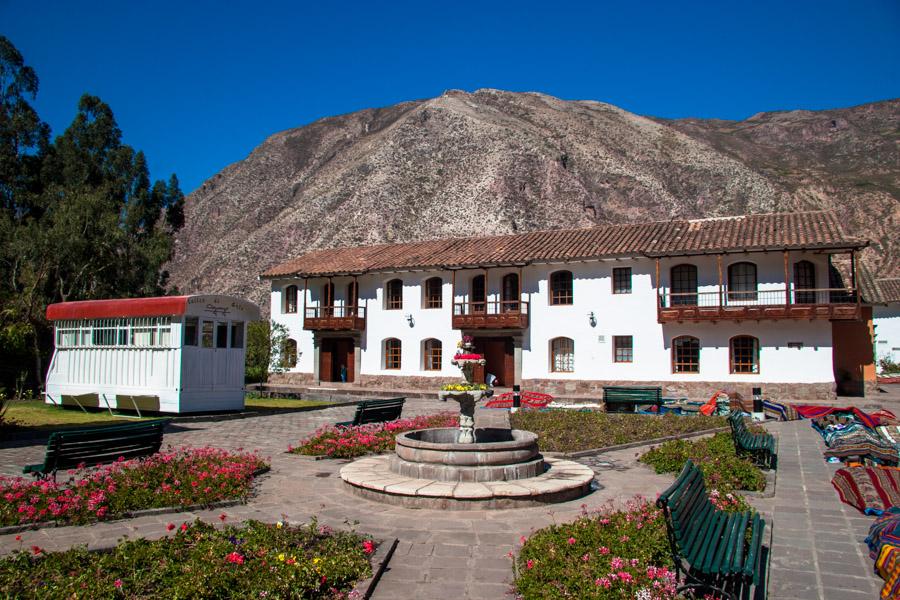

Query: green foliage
[245,320,290,382]
[639,433,766,492]
[0,519,373,599]
[509,411,727,453]
[879,357,900,375]
[0,37,184,394]
[514,499,677,599]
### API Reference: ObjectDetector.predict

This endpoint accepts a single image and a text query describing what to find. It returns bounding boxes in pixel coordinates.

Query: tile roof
[877,278,900,304]
[262,211,867,278]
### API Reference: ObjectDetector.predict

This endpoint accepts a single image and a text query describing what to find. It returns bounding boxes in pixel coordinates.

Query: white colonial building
[263,211,873,401]
[44,295,260,413]
[871,278,900,371]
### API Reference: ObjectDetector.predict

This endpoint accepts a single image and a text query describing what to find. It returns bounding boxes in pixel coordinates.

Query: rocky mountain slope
[167,89,899,311]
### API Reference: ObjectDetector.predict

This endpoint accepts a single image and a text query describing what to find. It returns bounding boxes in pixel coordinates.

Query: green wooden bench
[728,410,776,469]
[657,460,766,600]
[602,386,662,413]
[336,397,406,427]
[23,419,170,479]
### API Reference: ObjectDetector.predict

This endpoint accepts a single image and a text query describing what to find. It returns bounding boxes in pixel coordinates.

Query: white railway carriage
[44,295,260,413]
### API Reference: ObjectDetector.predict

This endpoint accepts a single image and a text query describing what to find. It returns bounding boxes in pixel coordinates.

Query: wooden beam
[717,255,723,307]
[783,251,790,305]
[303,278,308,316]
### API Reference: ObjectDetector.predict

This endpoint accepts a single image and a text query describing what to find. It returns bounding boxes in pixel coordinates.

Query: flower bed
[0,519,373,599]
[509,411,727,453]
[514,495,755,599]
[440,383,488,392]
[291,413,459,459]
[0,447,268,527]
[514,499,677,599]
[639,432,765,492]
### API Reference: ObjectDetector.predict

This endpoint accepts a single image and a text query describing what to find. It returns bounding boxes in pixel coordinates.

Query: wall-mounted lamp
[587,312,597,327]
[405,314,415,327]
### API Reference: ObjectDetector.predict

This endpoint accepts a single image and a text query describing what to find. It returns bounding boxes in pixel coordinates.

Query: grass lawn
[3,399,155,430]
[509,410,727,453]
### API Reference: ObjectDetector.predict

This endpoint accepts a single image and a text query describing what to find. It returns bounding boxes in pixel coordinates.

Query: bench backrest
[352,397,405,425]
[603,386,662,403]
[42,419,169,472]
[656,460,715,563]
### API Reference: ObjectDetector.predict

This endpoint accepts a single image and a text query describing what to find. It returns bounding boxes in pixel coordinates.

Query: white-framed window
[550,337,574,373]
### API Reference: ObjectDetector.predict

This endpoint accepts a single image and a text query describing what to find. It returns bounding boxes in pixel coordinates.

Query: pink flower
[611,557,624,569]
[31,545,42,555]
[617,571,633,583]
[166,523,175,531]
[526,559,534,570]
[620,535,630,542]
[114,579,123,588]
[180,523,188,532]
[362,540,375,554]
[599,546,610,555]
[567,537,576,545]
[594,577,611,588]
[219,513,227,522]
[581,553,591,562]
[519,535,527,545]
[226,551,244,565]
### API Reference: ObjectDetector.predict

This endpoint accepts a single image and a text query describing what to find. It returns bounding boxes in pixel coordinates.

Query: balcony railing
[303,306,366,331]
[657,287,860,322]
[452,301,529,329]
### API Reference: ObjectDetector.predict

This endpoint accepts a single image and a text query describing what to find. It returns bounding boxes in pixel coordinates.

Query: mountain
[166,89,899,312]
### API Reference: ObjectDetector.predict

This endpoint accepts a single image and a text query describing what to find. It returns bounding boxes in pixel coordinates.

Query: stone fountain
[340,337,593,509]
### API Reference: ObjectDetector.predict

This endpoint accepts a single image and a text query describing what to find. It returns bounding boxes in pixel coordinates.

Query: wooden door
[475,337,514,387]
[320,338,334,382]
[331,338,354,382]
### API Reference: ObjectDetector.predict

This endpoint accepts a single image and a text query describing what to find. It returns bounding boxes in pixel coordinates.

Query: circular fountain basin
[392,428,542,482]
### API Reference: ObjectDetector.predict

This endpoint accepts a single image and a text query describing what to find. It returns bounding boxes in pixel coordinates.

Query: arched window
[672,336,700,373]
[423,338,442,371]
[384,338,402,370]
[728,262,758,302]
[550,337,574,373]
[284,285,298,314]
[385,279,403,310]
[730,336,759,374]
[346,280,359,315]
[670,264,698,306]
[424,277,443,309]
[502,273,520,312]
[549,271,573,305]
[282,338,298,369]
[471,274,486,313]
[793,261,816,304]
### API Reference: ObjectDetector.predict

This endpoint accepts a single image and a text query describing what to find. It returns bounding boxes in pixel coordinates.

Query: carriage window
[201,321,214,348]
[231,321,244,348]
[216,322,228,348]
[184,318,198,346]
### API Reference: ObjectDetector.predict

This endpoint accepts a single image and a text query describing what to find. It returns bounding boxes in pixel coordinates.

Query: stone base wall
[357,374,461,389]
[521,379,837,402]
[267,372,316,386]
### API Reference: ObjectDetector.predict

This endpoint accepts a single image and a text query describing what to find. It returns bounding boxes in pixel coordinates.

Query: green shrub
[639,433,765,492]
[509,411,726,453]
[0,519,373,599]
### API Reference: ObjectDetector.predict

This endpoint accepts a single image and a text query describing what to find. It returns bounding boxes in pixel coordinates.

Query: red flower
[362,540,375,554]
[31,545,42,555]
[180,523,188,532]
[166,523,175,531]
[219,513,227,522]
[114,579,123,588]
[226,551,245,565]
[14,535,21,541]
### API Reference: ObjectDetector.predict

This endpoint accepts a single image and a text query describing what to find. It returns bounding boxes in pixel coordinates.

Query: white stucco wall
[270,250,838,385]
[874,303,900,368]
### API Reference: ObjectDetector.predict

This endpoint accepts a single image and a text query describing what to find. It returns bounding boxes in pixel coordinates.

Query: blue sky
[3,0,899,194]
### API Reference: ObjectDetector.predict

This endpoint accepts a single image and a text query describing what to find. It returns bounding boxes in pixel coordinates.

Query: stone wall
[521,378,837,402]
[267,372,316,386]
[357,374,461,389]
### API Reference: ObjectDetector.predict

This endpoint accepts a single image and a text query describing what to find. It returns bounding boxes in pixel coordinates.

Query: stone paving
[0,396,896,598]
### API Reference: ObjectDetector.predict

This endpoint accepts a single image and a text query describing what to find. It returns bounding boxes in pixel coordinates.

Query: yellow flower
[313,557,321,564]
[277,553,285,562]
[276,521,284,529]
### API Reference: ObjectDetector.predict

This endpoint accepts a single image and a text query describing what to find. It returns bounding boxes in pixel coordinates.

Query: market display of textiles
[833,466,900,514]
[814,415,900,466]
[866,509,900,599]
[762,399,800,421]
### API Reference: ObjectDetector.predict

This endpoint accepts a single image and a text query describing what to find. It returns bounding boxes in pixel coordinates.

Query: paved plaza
[1,395,896,599]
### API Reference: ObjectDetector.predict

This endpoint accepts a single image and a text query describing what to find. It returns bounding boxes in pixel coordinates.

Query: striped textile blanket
[878,426,900,446]
[821,423,869,447]
[833,466,900,514]
[825,438,899,466]
[875,545,900,599]
[763,399,799,421]
[794,405,896,429]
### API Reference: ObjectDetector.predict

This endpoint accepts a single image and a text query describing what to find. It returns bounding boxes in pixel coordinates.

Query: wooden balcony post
[851,250,859,307]
[717,255,723,307]
[303,278,308,317]
[783,251,790,305]
[655,258,661,305]
[451,269,456,314]
[484,268,489,311]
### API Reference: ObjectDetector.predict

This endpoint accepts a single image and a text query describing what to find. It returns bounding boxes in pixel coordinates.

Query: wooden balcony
[452,301,529,329]
[657,288,860,323]
[303,306,366,331]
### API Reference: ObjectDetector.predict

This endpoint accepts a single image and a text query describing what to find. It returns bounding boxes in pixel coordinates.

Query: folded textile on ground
[763,399,799,421]
[794,405,897,429]
[875,544,900,599]
[825,438,899,466]
[833,466,900,513]
[821,423,870,447]
[878,426,900,446]
[868,508,900,558]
